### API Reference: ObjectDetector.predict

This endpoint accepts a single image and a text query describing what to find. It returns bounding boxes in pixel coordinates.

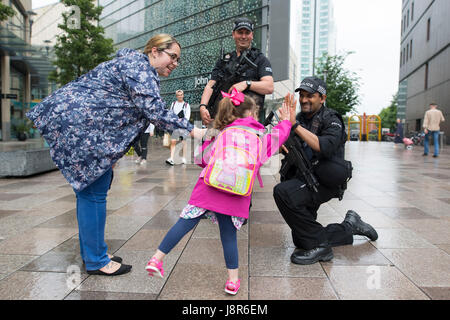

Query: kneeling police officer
[273,76,378,265]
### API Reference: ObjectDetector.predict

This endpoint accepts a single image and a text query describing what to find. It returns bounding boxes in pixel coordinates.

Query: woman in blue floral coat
[27,34,203,276]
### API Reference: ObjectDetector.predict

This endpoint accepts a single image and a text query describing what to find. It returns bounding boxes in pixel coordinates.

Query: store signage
[0,93,18,99]
[194,75,211,88]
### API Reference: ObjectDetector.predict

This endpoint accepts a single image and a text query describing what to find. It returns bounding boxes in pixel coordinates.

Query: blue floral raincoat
[27,48,193,192]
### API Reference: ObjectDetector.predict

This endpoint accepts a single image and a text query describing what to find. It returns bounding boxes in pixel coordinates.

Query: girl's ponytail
[214,98,237,131]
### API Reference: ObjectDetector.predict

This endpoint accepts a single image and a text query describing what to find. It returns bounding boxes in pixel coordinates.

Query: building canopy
[0,26,54,88]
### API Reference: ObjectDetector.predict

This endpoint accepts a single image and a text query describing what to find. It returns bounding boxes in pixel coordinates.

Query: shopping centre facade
[99,0,297,121]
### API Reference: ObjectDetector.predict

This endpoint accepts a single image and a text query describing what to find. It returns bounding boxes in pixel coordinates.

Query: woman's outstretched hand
[189,127,207,140]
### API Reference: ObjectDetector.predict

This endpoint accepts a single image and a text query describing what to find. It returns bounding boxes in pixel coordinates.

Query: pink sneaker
[224,279,241,295]
[145,257,164,278]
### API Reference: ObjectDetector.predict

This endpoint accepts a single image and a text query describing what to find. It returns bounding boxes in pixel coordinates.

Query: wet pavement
[0,139,449,300]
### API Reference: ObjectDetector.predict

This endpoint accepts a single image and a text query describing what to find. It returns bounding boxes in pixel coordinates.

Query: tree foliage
[314,52,361,116]
[379,94,398,132]
[49,0,115,86]
[0,3,15,22]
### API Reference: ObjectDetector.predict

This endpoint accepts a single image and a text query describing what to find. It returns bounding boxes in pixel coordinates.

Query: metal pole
[312,0,317,76]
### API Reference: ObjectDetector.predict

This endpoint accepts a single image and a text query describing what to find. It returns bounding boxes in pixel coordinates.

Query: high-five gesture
[281,93,297,125]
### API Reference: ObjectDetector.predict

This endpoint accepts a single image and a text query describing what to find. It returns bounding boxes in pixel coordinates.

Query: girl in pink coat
[146,90,295,295]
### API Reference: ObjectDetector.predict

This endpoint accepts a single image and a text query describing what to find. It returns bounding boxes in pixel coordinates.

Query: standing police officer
[199,17,274,125]
[273,76,378,265]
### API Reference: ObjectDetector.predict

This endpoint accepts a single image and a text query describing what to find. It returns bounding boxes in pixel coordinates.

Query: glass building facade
[1,0,54,141]
[99,0,269,113]
[298,0,336,80]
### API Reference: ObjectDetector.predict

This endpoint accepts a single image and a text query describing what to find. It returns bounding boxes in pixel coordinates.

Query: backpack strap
[232,125,264,137]
[183,102,188,118]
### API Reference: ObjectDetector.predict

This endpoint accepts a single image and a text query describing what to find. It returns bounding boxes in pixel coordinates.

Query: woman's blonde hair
[175,90,184,95]
[143,34,181,55]
[214,95,258,131]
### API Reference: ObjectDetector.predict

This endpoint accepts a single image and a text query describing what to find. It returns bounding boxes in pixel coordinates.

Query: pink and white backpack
[203,126,264,196]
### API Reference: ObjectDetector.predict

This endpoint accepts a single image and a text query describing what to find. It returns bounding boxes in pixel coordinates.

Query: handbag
[163,132,171,148]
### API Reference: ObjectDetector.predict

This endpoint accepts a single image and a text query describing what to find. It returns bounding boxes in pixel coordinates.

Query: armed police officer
[199,17,274,125]
[273,77,378,265]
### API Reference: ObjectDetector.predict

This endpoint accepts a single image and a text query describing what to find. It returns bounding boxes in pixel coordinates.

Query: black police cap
[295,76,327,95]
[233,17,254,32]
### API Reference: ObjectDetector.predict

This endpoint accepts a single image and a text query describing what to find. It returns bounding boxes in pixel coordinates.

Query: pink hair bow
[221,88,245,106]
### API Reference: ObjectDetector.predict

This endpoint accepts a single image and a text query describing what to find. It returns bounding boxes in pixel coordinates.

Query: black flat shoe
[111,255,123,263]
[87,263,132,276]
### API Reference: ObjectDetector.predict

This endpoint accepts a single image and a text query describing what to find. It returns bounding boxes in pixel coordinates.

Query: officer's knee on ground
[273,183,284,200]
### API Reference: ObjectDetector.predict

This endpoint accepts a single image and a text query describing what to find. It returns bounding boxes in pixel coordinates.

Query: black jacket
[296,105,346,161]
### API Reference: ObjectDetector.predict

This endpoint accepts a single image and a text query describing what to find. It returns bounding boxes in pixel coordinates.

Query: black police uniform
[273,105,354,251]
[208,47,273,118]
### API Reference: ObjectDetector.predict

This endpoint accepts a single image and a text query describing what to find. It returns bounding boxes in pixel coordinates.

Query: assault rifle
[206,49,258,118]
[264,111,319,193]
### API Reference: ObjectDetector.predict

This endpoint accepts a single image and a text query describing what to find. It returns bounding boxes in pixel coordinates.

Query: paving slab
[0,141,449,300]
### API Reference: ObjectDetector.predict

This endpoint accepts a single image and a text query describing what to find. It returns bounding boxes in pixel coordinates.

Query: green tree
[49,0,114,86]
[379,94,398,132]
[314,52,361,116]
[0,3,15,22]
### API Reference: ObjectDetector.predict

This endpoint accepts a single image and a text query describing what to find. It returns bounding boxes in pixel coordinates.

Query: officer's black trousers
[273,179,353,250]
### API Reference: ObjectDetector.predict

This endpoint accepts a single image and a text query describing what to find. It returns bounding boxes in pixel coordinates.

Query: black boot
[344,210,378,241]
[290,244,333,265]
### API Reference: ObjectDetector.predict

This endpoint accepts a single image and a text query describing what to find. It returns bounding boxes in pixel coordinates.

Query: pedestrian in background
[394,118,404,145]
[423,102,445,157]
[166,90,191,165]
[134,123,154,165]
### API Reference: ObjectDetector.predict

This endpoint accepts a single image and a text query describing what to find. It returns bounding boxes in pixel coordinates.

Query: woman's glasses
[162,50,180,64]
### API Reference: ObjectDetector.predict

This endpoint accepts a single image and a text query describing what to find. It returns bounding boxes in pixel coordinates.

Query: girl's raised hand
[278,93,297,124]
[277,98,290,121]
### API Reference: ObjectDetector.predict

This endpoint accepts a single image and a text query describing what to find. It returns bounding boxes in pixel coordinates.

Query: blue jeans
[158,213,239,269]
[424,131,440,156]
[74,168,112,271]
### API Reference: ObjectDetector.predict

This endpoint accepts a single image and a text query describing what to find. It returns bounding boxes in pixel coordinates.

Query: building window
[427,18,431,41]
[415,119,421,132]
[410,39,413,59]
[424,63,429,90]
[406,43,409,62]
[411,2,414,21]
[407,10,410,27]
[400,51,403,67]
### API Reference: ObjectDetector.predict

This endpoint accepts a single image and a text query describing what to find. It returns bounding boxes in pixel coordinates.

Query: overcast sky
[32,0,57,9]
[334,0,402,115]
[33,0,402,115]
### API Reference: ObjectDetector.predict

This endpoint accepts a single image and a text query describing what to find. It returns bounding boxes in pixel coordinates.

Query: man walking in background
[423,103,445,157]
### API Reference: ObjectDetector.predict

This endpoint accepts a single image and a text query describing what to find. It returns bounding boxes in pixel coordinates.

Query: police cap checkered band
[295,76,327,95]
[233,17,254,31]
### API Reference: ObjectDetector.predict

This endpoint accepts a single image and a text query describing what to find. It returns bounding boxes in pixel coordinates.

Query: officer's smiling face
[299,90,326,117]
[232,29,253,51]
